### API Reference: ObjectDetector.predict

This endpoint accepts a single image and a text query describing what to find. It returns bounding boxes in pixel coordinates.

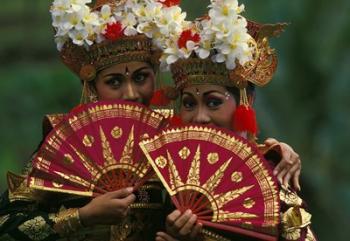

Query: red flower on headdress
[159,0,181,7]
[104,22,124,41]
[177,29,201,49]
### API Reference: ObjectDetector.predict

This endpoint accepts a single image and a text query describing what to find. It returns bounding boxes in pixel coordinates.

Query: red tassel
[233,105,258,135]
[150,89,171,106]
[168,115,183,126]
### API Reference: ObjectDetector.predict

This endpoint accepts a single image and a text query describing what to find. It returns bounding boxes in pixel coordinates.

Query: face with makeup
[93,61,156,105]
[180,84,238,130]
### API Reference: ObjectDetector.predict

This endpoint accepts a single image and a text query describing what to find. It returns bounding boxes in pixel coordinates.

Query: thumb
[264,138,278,146]
[121,193,136,206]
[109,187,134,199]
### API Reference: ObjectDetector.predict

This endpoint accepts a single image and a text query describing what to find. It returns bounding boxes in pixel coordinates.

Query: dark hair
[226,82,256,104]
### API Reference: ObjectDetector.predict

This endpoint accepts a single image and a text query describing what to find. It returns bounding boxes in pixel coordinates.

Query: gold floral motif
[186,146,201,186]
[100,126,117,166]
[178,146,191,160]
[155,156,167,169]
[63,154,74,165]
[111,126,123,139]
[207,152,219,164]
[231,171,243,183]
[120,125,134,164]
[215,185,254,209]
[167,151,185,190]
[281,207,312,240]
[280,185,303,206]
[243,197,256,209]
[216,211,257,222]
[203,158,231,193]
[18,216,53,241]
[7,171,36,202]
[82,134,94,147]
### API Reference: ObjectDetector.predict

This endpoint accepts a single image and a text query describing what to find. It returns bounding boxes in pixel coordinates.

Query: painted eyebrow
[183,90,225,97]
[103,66,151,78]
[203,90,226,97]
[182,91,194,97]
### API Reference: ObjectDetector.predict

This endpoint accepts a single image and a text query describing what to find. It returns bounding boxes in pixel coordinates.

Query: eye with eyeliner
[205,95,224,109]
[105,75,124,88]
[182,96,196,110]
[132,71,151,84]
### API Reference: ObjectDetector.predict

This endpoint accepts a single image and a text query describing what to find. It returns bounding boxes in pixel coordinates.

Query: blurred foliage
[0,0,349,240]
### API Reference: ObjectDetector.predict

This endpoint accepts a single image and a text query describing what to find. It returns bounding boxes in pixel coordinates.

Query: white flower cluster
[160,0,254,70]
[51,0,174,51]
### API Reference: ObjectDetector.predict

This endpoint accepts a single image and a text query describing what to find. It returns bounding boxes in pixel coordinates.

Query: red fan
[28,100,166,197]
[139,125,280,241]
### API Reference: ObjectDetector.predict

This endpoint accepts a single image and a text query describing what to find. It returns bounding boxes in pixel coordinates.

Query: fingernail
[273,170,278,175]
[186,209,192,214]
[126,187,133,193]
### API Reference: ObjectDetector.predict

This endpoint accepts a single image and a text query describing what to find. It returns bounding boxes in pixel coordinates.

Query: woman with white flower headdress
[0,0,303,241]
[149,0,317,240]
[0,0,183,240]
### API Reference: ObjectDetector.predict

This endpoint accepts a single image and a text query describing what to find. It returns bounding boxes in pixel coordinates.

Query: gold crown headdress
[51,0,174,83]
[150,0,287,136]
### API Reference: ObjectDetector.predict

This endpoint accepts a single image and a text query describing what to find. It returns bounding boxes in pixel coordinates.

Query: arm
[262,138,302,190]
[1,172,135,240]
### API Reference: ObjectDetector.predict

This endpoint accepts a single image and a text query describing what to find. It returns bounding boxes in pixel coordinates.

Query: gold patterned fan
[140,125,280,241]
[28,100,166,196]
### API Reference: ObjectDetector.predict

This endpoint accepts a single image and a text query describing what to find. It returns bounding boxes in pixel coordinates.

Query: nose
[122,81,140,102]
[192,106,211,125]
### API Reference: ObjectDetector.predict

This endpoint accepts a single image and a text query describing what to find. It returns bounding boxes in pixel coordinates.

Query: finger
[277,166,290,186]
[264,138,278,146]
[121,193,136,206]
[166,210,182,227]
[274,147,293,175]
[173,210,192,231]
[279,143,297,165]
[293,168,301,191]
[273,160,286,176]
[179,214,197,236]
[156,232,178,241]
[109,187,134,199]
[189,223,202,239]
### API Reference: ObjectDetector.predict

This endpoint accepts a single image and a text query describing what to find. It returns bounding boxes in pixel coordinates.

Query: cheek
[213,101,236,129]
[138,78,155,100]
[179,108,193,123]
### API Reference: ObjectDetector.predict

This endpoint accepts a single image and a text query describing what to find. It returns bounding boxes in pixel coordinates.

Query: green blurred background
[0,0,349,240]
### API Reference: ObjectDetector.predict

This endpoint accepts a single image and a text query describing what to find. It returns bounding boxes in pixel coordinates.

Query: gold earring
[80,81,98,104]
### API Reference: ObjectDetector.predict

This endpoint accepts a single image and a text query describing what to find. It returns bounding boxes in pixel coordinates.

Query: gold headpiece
[51,0,166,82]
[170,21,287,90]
[60,35,159,82]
